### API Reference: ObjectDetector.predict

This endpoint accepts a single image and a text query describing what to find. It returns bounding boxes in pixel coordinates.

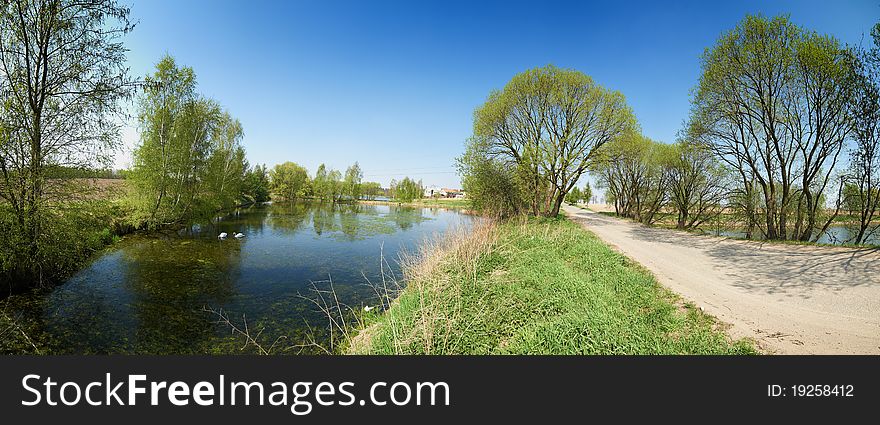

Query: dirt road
[563,205,880,354]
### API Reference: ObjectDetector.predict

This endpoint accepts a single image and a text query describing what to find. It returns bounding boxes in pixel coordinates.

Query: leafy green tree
[309,163,345,202]
[129,55,249,226]
[458,137,525,217]
[845,22,880,245]
[360,182,383,200]
[313,164,329,200]
[689,15,857,241]
[666,141,730,229]
[591,133,671,224]
[462,65,636,217]
[131,57,202,224]
[582,182,593,204]
[244,164,271,203]
[0,0,134,286]
[343,162,364,200]
[270,162,309,201]
[203,113,247,210]
[328,169,343,202]
[564,186,582,205]
[393,177,423,202]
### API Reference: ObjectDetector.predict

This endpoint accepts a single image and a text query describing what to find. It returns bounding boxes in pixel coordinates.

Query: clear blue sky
[117,0,879,188]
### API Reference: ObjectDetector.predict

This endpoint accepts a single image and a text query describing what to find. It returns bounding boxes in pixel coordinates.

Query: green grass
[348,217,756,355]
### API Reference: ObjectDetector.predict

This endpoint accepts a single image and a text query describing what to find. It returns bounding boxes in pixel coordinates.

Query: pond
[704,225,880,246]
[3,202,474,354]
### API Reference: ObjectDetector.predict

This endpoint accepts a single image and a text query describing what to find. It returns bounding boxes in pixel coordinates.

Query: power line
[361,166,456,173]
[363,171,458,177]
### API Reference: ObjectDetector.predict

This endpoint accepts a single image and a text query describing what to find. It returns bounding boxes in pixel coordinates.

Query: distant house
[424,185,442,198]
[423,186,466,199]
[440,188,466,199]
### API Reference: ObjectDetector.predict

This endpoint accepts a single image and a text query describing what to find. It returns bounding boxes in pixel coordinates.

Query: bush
[0,201,122,292]
[457,137,526,217]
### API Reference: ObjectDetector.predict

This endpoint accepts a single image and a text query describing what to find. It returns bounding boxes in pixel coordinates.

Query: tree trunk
[548,191,566,218]
[799,190,816,242]
[677,208,688,229]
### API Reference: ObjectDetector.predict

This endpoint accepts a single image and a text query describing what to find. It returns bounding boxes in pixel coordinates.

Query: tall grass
[348,220,497,354]
[348,217,756,355]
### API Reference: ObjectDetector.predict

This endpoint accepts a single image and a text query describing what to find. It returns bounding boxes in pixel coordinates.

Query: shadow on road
[567,208,880,298]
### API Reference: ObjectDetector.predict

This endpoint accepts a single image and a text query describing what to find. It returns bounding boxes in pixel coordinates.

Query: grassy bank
[0,198,130,293]
[348,216,755,354]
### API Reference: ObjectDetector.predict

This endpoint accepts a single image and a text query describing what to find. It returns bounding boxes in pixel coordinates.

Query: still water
[706,225,879,246]
[5,202,474,354]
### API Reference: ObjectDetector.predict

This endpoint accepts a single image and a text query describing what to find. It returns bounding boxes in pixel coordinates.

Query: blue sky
[117,0,879,188]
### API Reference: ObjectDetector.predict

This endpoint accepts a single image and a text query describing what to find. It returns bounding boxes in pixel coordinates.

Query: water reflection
[3,201,472,354]
[707,225,879,246]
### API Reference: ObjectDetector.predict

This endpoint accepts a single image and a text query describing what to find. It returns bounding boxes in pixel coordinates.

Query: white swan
[234,232,245,238]
[363,305,375,312]
[218,232,228,239]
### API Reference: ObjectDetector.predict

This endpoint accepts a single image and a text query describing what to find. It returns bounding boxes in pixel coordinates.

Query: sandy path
[563,205,880,354]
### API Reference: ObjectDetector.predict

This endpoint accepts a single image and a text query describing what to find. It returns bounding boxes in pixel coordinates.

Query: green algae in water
[0,201,473,354]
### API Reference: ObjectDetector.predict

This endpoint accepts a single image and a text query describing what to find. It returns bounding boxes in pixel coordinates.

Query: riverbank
[0,193,266,297]
[359,198,471,209]
[348,216,756,354]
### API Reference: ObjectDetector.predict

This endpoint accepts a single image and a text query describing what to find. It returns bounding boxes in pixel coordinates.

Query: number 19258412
[768,384,854,397]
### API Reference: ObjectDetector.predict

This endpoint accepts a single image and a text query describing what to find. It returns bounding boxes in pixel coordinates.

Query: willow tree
[463,65,636,217]
[590,133,672,224]
[360,181,382,200]
[0,0,133,285]
[665,141,730,229]
[689,15,856,241]
[790,32,857,241]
